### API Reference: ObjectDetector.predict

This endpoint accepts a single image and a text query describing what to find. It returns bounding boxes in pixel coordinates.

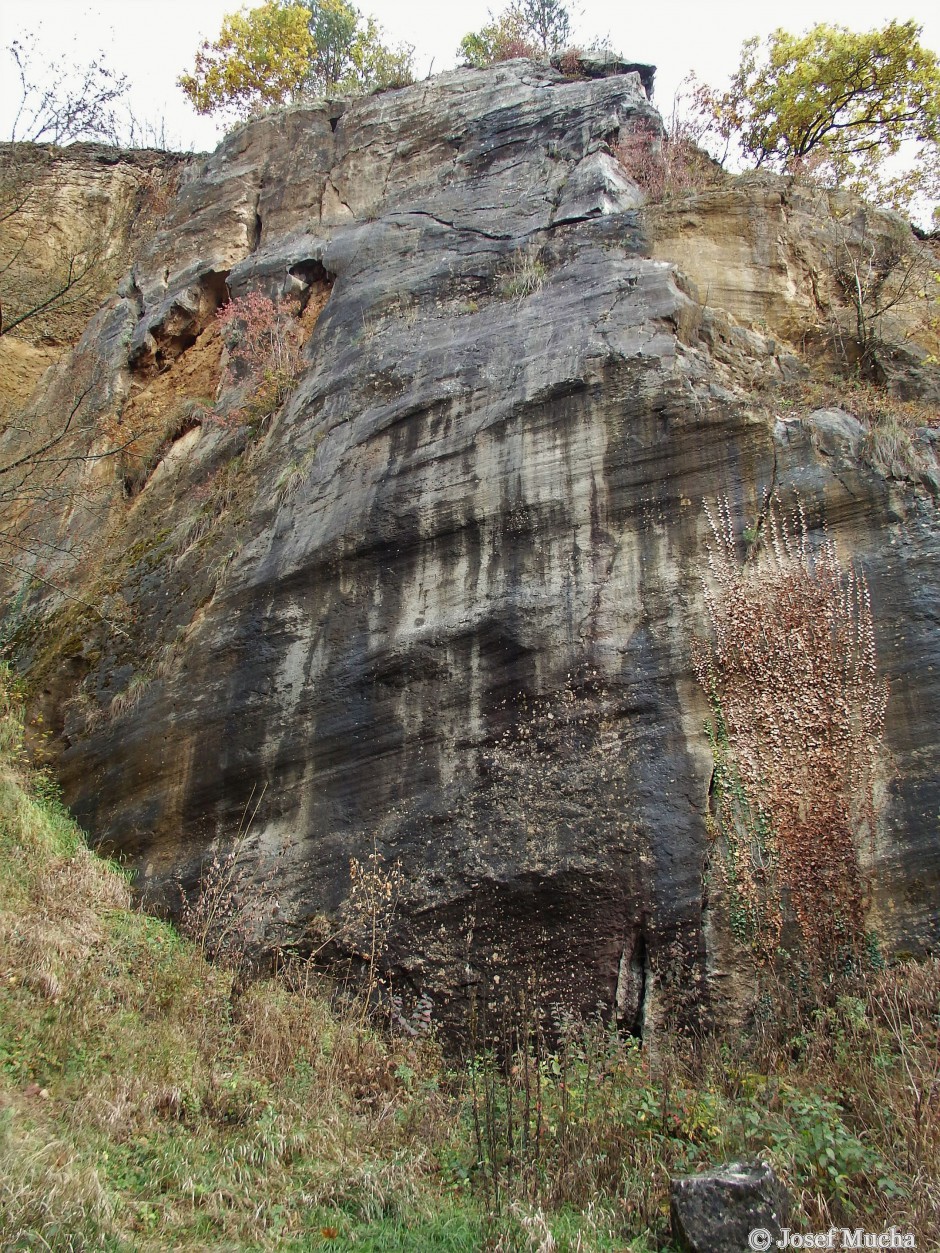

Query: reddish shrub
[614,120,716,201]
[216,291,303,423]
[556,47,583,76]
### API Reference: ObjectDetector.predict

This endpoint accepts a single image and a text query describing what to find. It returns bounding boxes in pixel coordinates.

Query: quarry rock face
[8,63,940,1029]
[0,142,189,414]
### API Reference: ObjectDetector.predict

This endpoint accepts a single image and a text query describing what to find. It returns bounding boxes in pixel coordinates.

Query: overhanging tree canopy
[699,21,940,208]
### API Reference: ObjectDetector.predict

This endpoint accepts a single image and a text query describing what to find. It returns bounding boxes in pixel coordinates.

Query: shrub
[614,119,717,202]
[177,786,290,971]
[458,9,538,67]
[216,291,304,423]
[819,209,936,382]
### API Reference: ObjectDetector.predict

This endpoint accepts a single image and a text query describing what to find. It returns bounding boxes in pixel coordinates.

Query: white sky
[1,0,939,155]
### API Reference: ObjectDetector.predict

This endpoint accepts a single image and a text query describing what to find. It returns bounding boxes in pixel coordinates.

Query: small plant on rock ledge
[693,495,888,988]
[499,248,547,300]
[216,290,304,424]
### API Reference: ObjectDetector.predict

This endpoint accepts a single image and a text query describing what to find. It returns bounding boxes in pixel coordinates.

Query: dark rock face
[670,1161,790,1253]
[550,53,656,96]
[15,63,940,1028]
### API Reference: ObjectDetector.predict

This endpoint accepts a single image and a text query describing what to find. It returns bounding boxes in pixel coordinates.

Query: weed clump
[499,249,547,300]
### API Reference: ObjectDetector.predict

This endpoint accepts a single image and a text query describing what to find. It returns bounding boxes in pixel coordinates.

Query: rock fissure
[385,209,513,241]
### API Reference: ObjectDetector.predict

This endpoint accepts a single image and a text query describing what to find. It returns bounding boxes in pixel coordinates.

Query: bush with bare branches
[613,118,717,202]
[216,292,304,424]
[820,208,938,381]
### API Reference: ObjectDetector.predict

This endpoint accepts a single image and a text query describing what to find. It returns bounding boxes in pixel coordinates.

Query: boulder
[805,408,865,458]
[671,1161,790,1253]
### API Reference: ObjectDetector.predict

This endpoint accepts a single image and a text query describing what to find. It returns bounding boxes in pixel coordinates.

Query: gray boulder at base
[671,1161,790,1253]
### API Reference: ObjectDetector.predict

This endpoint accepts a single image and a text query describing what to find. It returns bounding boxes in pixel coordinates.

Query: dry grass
[773,375,939,430]
[1,665,938,1250]
[770,376,939,483]
[499,249,547,301]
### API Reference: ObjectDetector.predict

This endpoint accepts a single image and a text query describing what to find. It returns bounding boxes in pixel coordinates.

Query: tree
[0,340,145,634]
[305,0,360,92]
[302,0,413,94]
[178,2,315,119]
[0,40,170,609]
[335,16,414,94]
[518,0,570,57]
[694,22,940,210]
[179,0,413,118]
[5,36,128,147]
[458,9,535,69]
[822,208,935,379]
[458,0,572,67]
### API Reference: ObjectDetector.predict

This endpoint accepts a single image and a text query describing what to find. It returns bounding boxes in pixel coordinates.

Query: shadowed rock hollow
[7,61,940,1032]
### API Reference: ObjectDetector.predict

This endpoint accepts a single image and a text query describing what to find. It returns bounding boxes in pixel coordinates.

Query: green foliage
[458,8,535,68]
[178,1,315,118]
[694,21,940,209]
[704,710,781,963]
[305,0,359,91]
[771,1086,890,1209]
[304,0,414,94]
[458,0,572,67]
[337,15,415,94]
[456,987,935,1237]
[178,0,413,118]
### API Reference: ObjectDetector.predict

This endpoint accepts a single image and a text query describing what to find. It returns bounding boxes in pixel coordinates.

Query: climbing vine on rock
[693,496,888,980]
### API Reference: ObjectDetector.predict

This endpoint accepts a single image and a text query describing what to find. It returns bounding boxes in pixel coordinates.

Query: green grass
[0,663,938,1250]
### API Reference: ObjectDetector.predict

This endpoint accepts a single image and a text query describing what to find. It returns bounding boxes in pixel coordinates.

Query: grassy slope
[0,669,938,1251]
[0,676,485,1251]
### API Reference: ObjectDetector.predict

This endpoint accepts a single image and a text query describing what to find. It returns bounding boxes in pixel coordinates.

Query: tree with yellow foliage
[692,21,940,212]
[178,2,315,119]
[179,0,414,120]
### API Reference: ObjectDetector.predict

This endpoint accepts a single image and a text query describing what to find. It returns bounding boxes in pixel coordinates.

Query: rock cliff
[4,62,939,1031]
[0,142,190,415]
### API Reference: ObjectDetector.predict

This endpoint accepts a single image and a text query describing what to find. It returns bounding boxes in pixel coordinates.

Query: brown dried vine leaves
[693,496,888,976]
